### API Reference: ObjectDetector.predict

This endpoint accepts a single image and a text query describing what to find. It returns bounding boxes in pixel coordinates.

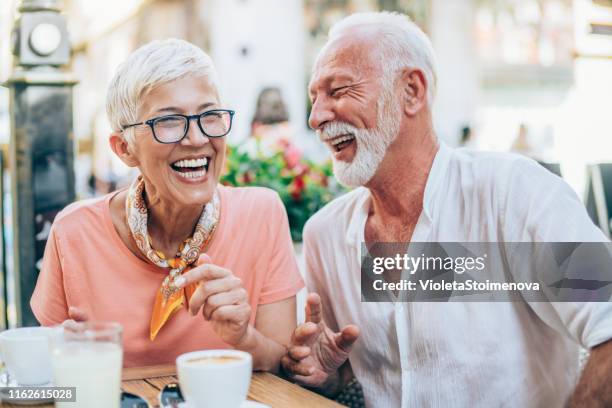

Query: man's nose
[308,98,335,130]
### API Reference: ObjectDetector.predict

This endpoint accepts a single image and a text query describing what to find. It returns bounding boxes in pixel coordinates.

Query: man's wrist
[311,369,343,398]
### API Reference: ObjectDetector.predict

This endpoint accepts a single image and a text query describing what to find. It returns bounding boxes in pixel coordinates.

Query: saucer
[0,372,54,405]
[178,401,269,408]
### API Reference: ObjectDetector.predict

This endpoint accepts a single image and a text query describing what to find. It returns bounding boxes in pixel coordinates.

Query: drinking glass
[50,321,123,408]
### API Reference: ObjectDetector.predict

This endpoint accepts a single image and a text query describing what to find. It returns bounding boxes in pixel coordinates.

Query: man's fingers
[175,264,231,288]
[68,306,88,322]
[305,293,322,324]
[281,355,315,377]
[334,324,360,352]
[288,345,311,361]
[292,322,319,346]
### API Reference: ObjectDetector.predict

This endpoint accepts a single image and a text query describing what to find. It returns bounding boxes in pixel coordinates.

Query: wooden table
[1,364,343,407]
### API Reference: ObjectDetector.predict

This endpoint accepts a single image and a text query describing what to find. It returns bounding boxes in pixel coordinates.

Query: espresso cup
[176,349,252,408]
[0,327,53,385]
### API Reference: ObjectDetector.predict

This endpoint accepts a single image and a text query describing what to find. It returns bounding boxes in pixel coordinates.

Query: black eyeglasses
[122,109,235,144]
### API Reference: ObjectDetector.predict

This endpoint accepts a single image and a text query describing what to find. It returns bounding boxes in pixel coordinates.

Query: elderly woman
[30,39,304,370]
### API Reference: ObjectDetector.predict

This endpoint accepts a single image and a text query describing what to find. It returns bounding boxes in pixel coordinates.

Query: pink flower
[284,145,302,169]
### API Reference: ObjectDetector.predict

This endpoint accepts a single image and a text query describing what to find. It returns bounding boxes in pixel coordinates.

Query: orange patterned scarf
[126,175,220,340]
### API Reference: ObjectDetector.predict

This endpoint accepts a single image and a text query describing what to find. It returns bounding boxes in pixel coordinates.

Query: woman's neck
[145,192,204,258]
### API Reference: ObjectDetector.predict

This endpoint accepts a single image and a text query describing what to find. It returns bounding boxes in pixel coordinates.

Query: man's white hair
[326,11,437,106]
[106,38,220,142]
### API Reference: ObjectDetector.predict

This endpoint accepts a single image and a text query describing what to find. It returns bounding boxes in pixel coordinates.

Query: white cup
[177,349,253,408]
[0,327,53,385]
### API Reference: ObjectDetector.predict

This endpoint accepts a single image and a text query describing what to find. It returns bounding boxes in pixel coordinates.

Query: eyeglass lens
[153,111,231,143]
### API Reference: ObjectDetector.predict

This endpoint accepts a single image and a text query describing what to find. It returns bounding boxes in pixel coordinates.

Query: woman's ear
[109,132,139,167]
[400,68,428,116]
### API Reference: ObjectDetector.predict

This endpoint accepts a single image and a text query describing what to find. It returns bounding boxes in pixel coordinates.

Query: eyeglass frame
[121,109,235,144]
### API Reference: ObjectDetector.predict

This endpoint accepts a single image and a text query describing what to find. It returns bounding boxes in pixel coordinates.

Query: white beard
[319,90,401,187]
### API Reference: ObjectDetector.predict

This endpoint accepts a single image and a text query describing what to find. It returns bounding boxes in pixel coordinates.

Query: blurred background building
[2,0,611,195]
[0,0,611,327]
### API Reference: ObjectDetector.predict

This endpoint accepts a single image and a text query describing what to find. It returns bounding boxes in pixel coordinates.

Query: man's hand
[176,255,251,347]
[570,339,612,407]
[281,293,359,393]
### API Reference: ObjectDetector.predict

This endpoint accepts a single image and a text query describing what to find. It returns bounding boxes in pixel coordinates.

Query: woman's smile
[170,154,212,183]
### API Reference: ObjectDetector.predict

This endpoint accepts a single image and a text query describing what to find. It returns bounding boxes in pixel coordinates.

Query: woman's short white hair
[327,11,437,106]
[106,38,220,142]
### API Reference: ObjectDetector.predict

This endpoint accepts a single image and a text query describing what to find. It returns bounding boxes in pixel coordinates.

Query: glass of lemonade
[50,321,123,408]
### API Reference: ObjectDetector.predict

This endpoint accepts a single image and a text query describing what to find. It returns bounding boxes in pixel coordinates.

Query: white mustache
[317,121,359,141]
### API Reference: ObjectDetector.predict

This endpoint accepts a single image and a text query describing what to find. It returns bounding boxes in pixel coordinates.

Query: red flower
[289,175,306,201]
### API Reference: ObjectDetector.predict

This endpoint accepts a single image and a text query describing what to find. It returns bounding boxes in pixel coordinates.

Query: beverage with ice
[50,321,123,408]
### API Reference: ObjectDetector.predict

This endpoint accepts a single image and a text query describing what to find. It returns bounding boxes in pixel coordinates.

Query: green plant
[221,139,346,242]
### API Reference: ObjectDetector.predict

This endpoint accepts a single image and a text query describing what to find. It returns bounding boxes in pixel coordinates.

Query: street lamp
[5,0,76,326]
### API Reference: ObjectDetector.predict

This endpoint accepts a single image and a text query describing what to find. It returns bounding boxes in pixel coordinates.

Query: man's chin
[332,160,375,188]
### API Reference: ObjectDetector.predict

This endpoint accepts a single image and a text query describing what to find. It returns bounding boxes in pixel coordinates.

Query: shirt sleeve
[258,193,305,304]
[503,158,612,348]
[30,224,69,326]
[302,217,340,332]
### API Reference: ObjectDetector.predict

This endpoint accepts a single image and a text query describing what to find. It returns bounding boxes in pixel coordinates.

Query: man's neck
[367,134,439,222]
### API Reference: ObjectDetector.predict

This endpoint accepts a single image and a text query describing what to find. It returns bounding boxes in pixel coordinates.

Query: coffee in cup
[177,349,252,408]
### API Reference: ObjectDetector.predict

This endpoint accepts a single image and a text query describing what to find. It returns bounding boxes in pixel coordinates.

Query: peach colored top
[31,185,304,367]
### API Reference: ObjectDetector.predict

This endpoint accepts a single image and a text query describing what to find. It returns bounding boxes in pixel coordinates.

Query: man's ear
[109,132,139,167]
[399,68,428,116]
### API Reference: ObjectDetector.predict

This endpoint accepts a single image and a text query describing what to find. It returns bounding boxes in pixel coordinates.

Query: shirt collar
[344,141,452,247]
[422,140,451,220]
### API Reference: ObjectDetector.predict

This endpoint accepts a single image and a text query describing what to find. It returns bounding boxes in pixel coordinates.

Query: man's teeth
[330,135,355,146]
[173,157,208,168]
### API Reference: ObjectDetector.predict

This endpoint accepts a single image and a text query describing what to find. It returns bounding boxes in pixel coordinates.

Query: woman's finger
[188,276,243,316]
[202,288,248,320]
[68,306,88,322]
[175,264,231,288]
[209,303,251,324]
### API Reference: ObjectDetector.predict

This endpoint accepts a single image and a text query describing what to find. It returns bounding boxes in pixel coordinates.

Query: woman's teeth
[173,157,208,168]
[171,157,210,179]
[179,170,206,179]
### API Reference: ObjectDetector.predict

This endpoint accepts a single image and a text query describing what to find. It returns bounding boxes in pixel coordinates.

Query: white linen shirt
[302,143,612,408]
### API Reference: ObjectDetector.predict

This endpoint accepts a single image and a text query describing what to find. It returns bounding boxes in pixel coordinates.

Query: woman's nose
[181,119,210,146]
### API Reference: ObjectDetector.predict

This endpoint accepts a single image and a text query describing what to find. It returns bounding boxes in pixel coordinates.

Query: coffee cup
[0,327,53,385]
[176,349,252,408]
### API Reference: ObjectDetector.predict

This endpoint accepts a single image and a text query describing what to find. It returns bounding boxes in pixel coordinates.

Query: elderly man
[281,11,612,408]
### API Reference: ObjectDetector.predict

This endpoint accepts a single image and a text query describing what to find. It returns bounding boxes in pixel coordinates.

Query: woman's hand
[61,306,89,331]
[175,255,251,347]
